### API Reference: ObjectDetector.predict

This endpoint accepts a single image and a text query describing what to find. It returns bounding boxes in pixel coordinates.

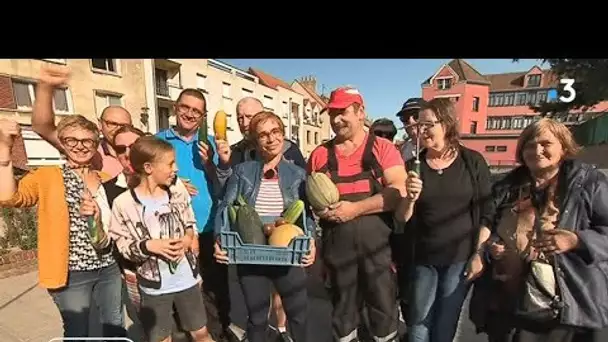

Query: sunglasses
[373,130,395,140]
[114,144,132,155]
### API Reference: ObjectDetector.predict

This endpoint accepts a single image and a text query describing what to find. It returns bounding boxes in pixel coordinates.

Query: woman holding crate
[213,111,316,342]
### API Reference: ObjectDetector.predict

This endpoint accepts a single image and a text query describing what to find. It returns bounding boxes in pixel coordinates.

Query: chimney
[300,75,317,93]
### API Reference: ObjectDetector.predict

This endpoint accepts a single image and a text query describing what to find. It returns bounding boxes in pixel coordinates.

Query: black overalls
[318,134,399,342]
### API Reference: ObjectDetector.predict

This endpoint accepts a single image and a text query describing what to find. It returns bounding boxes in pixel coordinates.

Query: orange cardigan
[0,166,111,289]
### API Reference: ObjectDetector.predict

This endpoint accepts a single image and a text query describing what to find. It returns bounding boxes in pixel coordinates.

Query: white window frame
[12,79,73,114]
[94,91,123,116]
[222,82,231,99]
[242,88,253,98]
[196,74,207,92]
[90,59,120,75]
[263,95,273,110]
[437,78,452,90]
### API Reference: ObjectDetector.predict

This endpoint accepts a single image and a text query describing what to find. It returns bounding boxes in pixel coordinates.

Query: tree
[513,59,608,117]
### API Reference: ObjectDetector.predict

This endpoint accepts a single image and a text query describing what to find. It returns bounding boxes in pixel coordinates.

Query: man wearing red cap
[308,87,407,342]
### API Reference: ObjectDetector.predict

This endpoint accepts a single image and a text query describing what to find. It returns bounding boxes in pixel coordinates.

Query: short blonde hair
[56,115,100,140]
[515,118,580,164]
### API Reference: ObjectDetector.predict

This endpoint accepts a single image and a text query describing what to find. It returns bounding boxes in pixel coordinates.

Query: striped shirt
[254,178,284,217]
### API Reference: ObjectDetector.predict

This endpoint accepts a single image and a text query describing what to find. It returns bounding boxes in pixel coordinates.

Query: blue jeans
[407,261,470,342]
[48,262,126,338]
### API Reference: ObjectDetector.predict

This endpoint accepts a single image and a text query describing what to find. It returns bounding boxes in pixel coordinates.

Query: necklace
[426,158,444,175]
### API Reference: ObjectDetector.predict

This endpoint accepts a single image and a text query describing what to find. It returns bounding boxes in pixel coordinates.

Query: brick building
[421,59,608,169]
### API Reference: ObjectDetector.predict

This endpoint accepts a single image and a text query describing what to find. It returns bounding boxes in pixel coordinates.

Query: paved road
[8,268,607,342]
[222,261,488,342]
[0,269,488,342]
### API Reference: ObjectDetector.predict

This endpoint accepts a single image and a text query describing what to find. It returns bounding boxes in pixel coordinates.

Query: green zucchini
[234,195,266,244]
[198,116,209,145]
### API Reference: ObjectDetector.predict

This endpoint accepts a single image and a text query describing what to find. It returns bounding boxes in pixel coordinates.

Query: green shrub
[0,207,38,251]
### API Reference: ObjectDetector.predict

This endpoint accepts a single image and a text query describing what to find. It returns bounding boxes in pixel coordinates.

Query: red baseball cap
[326,87,364,110]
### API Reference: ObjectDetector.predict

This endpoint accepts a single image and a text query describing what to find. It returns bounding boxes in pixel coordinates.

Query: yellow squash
[268,223,304,247]
[214,110,228,141]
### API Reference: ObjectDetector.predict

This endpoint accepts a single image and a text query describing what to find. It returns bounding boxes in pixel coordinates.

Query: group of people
[0,62,607,342]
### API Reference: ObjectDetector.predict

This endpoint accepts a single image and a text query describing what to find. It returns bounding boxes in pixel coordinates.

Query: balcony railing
[156,79,169,97]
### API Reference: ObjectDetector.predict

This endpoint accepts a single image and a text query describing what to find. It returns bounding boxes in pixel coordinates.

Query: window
[500,117,511,129]
[91,59,117,73]
[242,88,253,98]
[155,69,169,96]
[512,117,524,129]
[94,92,122,117]
[472,97,479,112]
[494,94,504,106]
[196,74,207,92]
[470,121,478,134]
[523,116,535,128]
[12,79,71,113]
[437,78,452,90]
[222,82,231,99]
[528,92,537,105]
[527,74,541,88]
[516,93,527,106]
[158,106,171,130]
[537,91,547,104]
[306,130,311,144]
[496,146,507,152]
[282,101,288,118]
[485,146,496,152]
[504,93,515,106]
[314,132,319,145]
[263,95,273,110]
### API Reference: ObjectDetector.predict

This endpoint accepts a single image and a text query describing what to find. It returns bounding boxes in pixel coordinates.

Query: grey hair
[236,97,263,115]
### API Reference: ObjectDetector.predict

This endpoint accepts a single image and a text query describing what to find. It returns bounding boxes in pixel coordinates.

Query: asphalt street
[222,261,488,342]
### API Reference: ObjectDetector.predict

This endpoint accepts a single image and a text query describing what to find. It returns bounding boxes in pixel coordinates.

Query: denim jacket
[474,160,608,330]
[214,159,316,237]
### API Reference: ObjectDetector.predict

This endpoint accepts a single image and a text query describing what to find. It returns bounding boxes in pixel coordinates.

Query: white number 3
[560,79,576,103]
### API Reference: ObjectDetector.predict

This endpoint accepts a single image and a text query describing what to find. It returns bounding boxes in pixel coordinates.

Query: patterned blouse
[62,165,115,271]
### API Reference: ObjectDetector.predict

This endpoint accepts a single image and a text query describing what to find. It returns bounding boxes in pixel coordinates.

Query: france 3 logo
[547,79,576,103]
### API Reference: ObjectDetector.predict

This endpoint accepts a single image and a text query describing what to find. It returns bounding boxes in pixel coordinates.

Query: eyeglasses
[102,119,131,130]
[176,103,206,118]
[257,128,284,142]
[61,137,98,149]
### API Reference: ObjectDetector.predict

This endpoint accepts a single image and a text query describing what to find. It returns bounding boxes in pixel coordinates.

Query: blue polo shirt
[156,127,218,233]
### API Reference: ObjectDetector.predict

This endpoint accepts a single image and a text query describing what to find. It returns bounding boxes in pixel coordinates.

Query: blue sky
[220,59,547,121]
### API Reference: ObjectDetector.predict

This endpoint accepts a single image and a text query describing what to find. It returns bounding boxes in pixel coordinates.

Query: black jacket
[477,160,608,329]
[401,145,494,236]
[395,146,493,271]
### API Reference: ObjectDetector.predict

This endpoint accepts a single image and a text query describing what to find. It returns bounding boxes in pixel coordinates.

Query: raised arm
[32,64,71,153]
[0,119,39,207]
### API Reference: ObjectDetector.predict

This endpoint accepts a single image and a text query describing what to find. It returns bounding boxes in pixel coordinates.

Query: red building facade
[421,59,608,168]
